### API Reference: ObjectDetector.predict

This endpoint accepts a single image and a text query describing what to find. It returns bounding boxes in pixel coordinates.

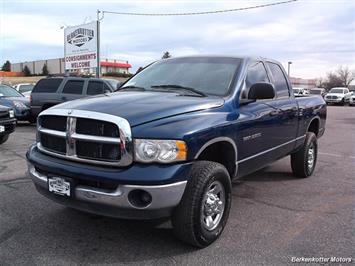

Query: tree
[23,65,31,76]
[324,72,343,91]
[319,66,355,91]
[42,63,49,75]
[336,66,355,87]
[1,60,11,71]
[162,51,172,59]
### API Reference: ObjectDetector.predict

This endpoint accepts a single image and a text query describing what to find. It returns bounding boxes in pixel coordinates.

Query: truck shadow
[27,163,298,264]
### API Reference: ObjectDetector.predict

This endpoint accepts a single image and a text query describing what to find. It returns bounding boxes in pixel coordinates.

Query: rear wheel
[0,134,9,145]
[172,161,232,248]
[291,132,317,178]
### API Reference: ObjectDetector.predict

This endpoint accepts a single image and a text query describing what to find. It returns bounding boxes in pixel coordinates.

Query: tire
[172,161,232,248]
[0,134,9,145]
[291,132,318,178]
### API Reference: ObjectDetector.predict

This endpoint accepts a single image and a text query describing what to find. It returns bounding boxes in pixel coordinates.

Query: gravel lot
[0,106,354,265]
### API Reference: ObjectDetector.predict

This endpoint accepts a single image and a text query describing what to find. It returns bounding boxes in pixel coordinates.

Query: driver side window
[242,61,269,99]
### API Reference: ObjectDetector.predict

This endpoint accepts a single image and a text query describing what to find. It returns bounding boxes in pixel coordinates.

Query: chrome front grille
[37,109,133,167]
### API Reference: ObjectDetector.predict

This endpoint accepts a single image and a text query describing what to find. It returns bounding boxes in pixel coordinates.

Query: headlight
[134,139,187,163]
[9,110,15,118]
[13,101,27,108]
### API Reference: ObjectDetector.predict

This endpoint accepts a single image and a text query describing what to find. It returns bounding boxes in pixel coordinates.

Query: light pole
[288,61,292,76]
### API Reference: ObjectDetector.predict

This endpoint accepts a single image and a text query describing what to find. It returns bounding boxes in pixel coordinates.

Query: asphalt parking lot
[0,106,354,265]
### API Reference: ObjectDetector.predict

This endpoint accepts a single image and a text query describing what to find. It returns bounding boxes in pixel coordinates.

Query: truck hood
[53,91,224,126]
[0,97,30,109]
[326,93,344,97]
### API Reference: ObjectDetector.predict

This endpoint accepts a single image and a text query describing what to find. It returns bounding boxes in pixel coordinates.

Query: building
[289,77,317,89]
[11,58,131,75]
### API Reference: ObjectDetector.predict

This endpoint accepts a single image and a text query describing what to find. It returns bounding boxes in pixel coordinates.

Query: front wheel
[291,132,318,178]
[0,134,9,145]
[172,161,232,248]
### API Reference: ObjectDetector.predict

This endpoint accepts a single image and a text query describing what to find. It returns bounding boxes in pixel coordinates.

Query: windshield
[19,84,34,93]
[330,88,344,93]
[122,57,241,96]
[0,85,23,97]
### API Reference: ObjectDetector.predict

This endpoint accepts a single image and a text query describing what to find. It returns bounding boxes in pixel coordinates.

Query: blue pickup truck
[27,56,326,247]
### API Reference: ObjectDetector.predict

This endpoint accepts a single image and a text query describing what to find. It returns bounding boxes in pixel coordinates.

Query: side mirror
[248,82,275,100]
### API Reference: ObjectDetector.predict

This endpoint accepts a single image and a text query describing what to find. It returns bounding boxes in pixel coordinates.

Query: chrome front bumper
[325,98,342,103]
[28,163,187,219]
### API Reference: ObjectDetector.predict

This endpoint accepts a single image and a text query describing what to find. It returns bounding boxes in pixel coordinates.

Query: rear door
[59,79,86,102]
[265,62,299,150]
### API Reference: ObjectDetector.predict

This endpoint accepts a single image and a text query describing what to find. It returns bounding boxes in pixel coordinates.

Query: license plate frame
[48,176,74,197]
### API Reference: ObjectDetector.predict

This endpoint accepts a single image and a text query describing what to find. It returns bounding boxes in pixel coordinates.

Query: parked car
[27,56,326,247]
[30,76,118,121]
[0,84,32,123]
[349,93,355,106]
[0,105,16,145]
[309,88,326,98]
[324,87,351,105]
[292,87,307,97]
[14,83,34,94]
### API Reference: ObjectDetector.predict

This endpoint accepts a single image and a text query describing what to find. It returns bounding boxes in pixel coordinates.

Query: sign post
[64,21,98,74]
[96,10,101,78]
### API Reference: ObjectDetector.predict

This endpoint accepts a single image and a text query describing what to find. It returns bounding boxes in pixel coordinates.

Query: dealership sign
[64,21,98,70]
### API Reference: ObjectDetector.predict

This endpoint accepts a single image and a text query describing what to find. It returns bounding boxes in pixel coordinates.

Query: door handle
[269,110,281,116]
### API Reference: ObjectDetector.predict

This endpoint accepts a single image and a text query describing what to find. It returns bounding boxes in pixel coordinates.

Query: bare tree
[336,66,355,87]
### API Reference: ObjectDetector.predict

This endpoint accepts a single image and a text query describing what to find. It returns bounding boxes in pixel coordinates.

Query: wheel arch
[194,137,238,178]
[307,116,320,137]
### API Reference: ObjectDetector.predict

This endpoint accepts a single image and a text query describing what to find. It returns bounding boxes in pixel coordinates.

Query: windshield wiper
[151,84,207,97]
[119,85,146,91]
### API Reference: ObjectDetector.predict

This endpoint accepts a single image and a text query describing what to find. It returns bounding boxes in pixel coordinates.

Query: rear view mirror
[248,82,275,100]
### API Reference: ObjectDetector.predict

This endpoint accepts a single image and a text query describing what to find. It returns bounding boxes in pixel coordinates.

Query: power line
[101,0,299,17]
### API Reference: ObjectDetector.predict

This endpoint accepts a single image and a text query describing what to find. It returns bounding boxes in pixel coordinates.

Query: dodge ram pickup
[27,56,327,247]
[0,105,16,145]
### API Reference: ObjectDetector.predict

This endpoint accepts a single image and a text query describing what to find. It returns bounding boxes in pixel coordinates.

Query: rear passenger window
[242,62,269,98]
[87,81,104,95]
[62,80,84,94]
[267,63,290,98]
[32,78,62,93]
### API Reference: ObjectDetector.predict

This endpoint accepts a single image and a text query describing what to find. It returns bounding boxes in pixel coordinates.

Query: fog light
[128,189,152,208]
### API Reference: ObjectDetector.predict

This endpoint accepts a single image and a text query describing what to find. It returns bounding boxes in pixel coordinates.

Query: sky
[0,0,354,78]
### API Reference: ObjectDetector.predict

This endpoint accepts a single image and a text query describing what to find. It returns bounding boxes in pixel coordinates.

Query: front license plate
[48,177,71,197]
[0,126,4,133]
